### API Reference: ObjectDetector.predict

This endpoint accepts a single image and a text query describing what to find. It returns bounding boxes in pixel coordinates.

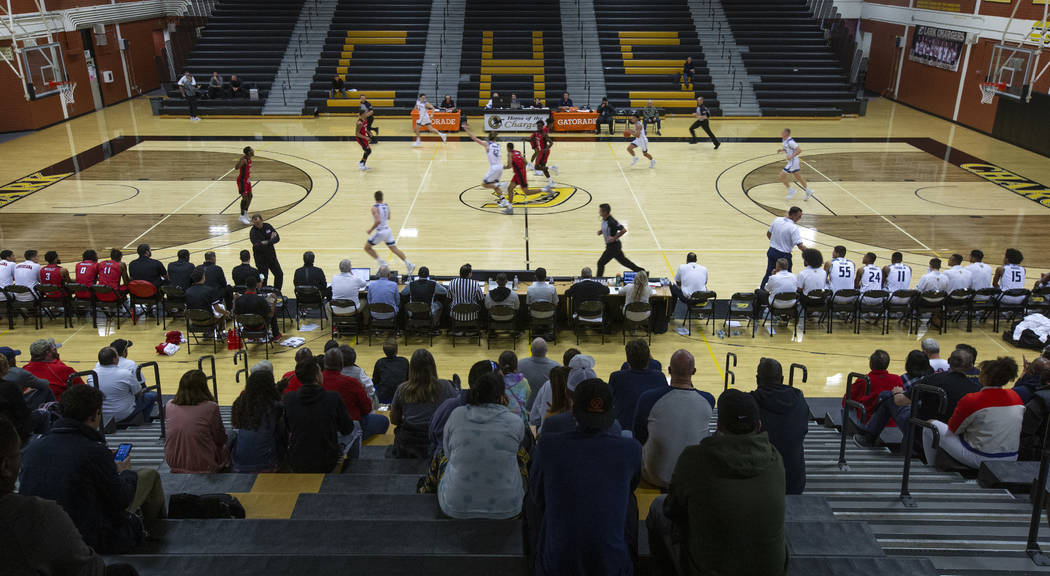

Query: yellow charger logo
[482,185,577,209]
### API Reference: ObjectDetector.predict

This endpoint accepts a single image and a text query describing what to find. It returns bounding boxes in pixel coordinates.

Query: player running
[626,113,655,168]
[528,120,557,191]
[778,128,814,201]
[463,124,513,214]
[364,190,415,274]
[412,94,447,147]
[356,112,373,171]
[235,146,254,225]
[504,143,539,208]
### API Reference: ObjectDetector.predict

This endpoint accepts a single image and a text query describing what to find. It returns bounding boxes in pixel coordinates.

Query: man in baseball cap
[23,338,83,401]
[648,389,787,576]
[109,339,144,386]
[528,377,641,575]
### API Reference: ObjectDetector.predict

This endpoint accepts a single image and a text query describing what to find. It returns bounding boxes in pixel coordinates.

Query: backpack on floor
[167,493,246,519]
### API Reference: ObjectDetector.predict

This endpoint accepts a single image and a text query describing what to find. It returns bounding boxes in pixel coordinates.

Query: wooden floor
[2,96,1048,403]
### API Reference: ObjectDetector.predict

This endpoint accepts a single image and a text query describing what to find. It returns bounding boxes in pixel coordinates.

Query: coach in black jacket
[750,357,809,494]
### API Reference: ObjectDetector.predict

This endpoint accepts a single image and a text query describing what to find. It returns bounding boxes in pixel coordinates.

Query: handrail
[838,372,871,470]
[899,383,947,507]
[137,361,166,439]
[789,363,807,388]
[723,352,737,391]
[72,370,102,432]
[1026,400,1050,564]
[197,354,219,401]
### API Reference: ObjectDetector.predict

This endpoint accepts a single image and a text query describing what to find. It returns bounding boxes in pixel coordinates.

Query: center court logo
[459,182,592,215]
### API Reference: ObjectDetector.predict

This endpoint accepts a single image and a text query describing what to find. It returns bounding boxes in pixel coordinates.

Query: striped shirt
[449,277,483,320]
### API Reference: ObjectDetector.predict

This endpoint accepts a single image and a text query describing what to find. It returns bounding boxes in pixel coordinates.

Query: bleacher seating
[721,0,859,116]
[307,0,431,113]
[593,0,720,113]
[456,0,567,108]
[161,0,304,116]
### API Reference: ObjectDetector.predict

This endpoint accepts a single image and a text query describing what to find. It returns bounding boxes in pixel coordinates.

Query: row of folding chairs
[1,282,156,330]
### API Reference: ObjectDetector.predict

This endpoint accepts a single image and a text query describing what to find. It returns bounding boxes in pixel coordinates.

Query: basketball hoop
[49,81,76,107]
[978,82,1006,104]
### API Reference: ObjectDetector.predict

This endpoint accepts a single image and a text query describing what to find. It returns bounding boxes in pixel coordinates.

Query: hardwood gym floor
[1,96,1047,405]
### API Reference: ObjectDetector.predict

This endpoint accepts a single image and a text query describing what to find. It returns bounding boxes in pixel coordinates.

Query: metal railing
[899,384,947,507]
[723,352,737,391]
[838,372,870,471]
[137,361,166,439]
[197,354,219,401]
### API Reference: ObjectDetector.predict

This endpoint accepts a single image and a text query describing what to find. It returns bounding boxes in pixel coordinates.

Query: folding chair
[911,290,947,334]
[90,285,126,330]
[128,280,161,325]
[573,300,606,345]
[970,287,1000,328]
[682,291,716,335]
[293,285,327,331]
[35,284,69,328]
[65,282,93,325]
[528,300,557,343]
[623,301,652,344]
[185,309,219,354]
[855,290,888,334]
[450,303,482,347]
[161,285,187,330]
[724,292,756,338]
[885,289,917,334]
[1026,286,1050,317]
[826,289,859,334]
[366,302,398,346]
[235,312,273,360]
[3,285,39,329]
[487,304,519,349]
[799,289,829,333]
[944,289,975,333]
[330,299,362,344]
[404,301,438,347]
[995,288,1030,332]
[765,292,799,338]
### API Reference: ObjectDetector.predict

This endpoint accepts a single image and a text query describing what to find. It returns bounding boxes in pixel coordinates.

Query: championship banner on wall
[482,112,550,132]
[908,25,966,72]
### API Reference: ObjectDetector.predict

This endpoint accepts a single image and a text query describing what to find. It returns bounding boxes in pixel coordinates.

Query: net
[58,82,76,106]
[979,82,1005,105]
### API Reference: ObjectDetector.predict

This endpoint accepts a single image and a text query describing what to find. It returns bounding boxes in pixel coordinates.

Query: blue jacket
[609,368,667,431]
[231,403,286,473]
[751,383,809,494]
[19,418,139,553]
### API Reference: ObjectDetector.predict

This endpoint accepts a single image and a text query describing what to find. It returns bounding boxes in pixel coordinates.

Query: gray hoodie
[438,403,525,519]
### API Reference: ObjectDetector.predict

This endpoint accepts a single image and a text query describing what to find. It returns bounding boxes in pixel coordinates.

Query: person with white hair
[366,266,399,320]
[251,360,274,374]
[922,338,949,372]
[519,338,560,411]
[331,258,367,315]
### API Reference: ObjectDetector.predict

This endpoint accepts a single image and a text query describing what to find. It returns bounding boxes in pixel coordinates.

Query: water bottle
[513,275,519,290]
[716,329,726,339]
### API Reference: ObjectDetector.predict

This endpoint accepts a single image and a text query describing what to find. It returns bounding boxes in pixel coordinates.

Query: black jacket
[18,418,139,553]
[293,265,328,296]
[565,280,610,313]
[284,384,353,473]
[167,260,195,289]
[200,262,229,293]
[751,383,809,494]
[128,257,166,288]
[250,223,280,259]
[232,263,260,287]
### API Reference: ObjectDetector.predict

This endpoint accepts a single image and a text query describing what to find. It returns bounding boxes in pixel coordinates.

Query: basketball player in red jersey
[356,112,373,171]
[74,250,99,300]
[528,120,557,191]
[39,251,70,299]
[96,249,130,302]
[236,147,254,225]
[504,143,538,212]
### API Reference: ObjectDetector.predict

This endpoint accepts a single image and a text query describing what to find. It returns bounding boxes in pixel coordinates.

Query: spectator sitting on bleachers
[635,350,714,489]
[91,346,156,428]
[540,355,606,436]
[439,370,525,519]
[449,263,483,323]
[1,346,52,411]
[208,72,223,99]
[330,74,346,98]
[1014,357,1050,404]
[923,356,1023,469]
[0,357,32,445]
[609,339,666,431]
[230,369,286,473]
[0,417,142,575]
[229,74,246,99]
[915,349,980,426]
[484,273,518,311]
[284,360,353,472]
[529,347,582,427]
[595,97,614,135]
[854,350,932,449]
[648,389,788,576]
[642,99,661,135]
[128,243,166,289]
[367,265,399,320]
[622,270,652,322]
[923,338,950,372]
[167,249,194,289]
[339,345,377,406]
[402,266,447,323]
[557,92,573,110]
[319,349,386,439]
[293,251,327,296]
[520,337,559,411]
[751,357,809,494]
[372,340,409,404]
[509,93,522,109]
[388,349,457,459]
[24,338,83,401]
[498,351,529,422]
[682,56,696,87]
[956,343,982,387]
[536,366,571,435]
[165,370,228,473]
[439,94,456,111]
[485,92,503,109]
[427,359,497,458]
[849,349,902,426]
[1018,364,1050,461]
[231,249,259,287]
[20,385,165,554]
[797,248,827,295]
[528,378,641,575]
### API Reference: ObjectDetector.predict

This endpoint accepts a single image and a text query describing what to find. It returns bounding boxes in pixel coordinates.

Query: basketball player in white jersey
[412,94,447,147]
[943,254,972,294]
[463,124,513,214]
[967,249,994,291]
[915,258,949,293]
[626,112,655,168]
[364,190,415,275]
[856,253,883,293]
[993,248,1027,304]
[796,248,827,295]
[825,245,856,303]
[778,128,814,201]
[0,249,14,305]
[882,252,912,293]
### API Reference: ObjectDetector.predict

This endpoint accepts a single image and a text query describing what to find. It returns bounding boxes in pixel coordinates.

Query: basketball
[623,129,632,138]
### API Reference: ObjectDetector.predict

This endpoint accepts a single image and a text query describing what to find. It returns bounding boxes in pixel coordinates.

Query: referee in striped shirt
[449,263,483,321]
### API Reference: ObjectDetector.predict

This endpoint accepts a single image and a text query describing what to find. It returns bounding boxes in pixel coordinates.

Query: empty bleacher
[161,0,304,116]
[721,0,859,116]
[456,0,567,109]
[307,0,431,113]
[593,0,720,114]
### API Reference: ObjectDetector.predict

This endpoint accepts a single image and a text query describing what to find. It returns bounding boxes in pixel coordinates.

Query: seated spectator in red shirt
[849,349,902,424]
[23,338,83,401]
[319,349,385,439]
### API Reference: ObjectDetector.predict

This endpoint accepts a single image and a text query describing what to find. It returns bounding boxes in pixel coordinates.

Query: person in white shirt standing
[412,93,446,147]
[796,248,827,295]
[967,249,994,292]
[825,245,856,304]
[12,250,41,302]
[330,258,368,315]
[915,258,950,292]
[943,254,972,294]
[762,206,808,289]
[177,71,200,122]
[778,128,814,201]
[994,248,1027,305]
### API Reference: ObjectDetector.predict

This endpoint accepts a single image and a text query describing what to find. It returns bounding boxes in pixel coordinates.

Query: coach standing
[250,214,284,291]
[761,206,807,288]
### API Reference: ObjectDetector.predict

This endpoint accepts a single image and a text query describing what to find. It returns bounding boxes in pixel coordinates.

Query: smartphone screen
[114,443,133,462]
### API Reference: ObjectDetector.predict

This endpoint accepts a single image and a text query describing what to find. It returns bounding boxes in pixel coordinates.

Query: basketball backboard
[986,43,1034,101]
[21,42,67,100]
